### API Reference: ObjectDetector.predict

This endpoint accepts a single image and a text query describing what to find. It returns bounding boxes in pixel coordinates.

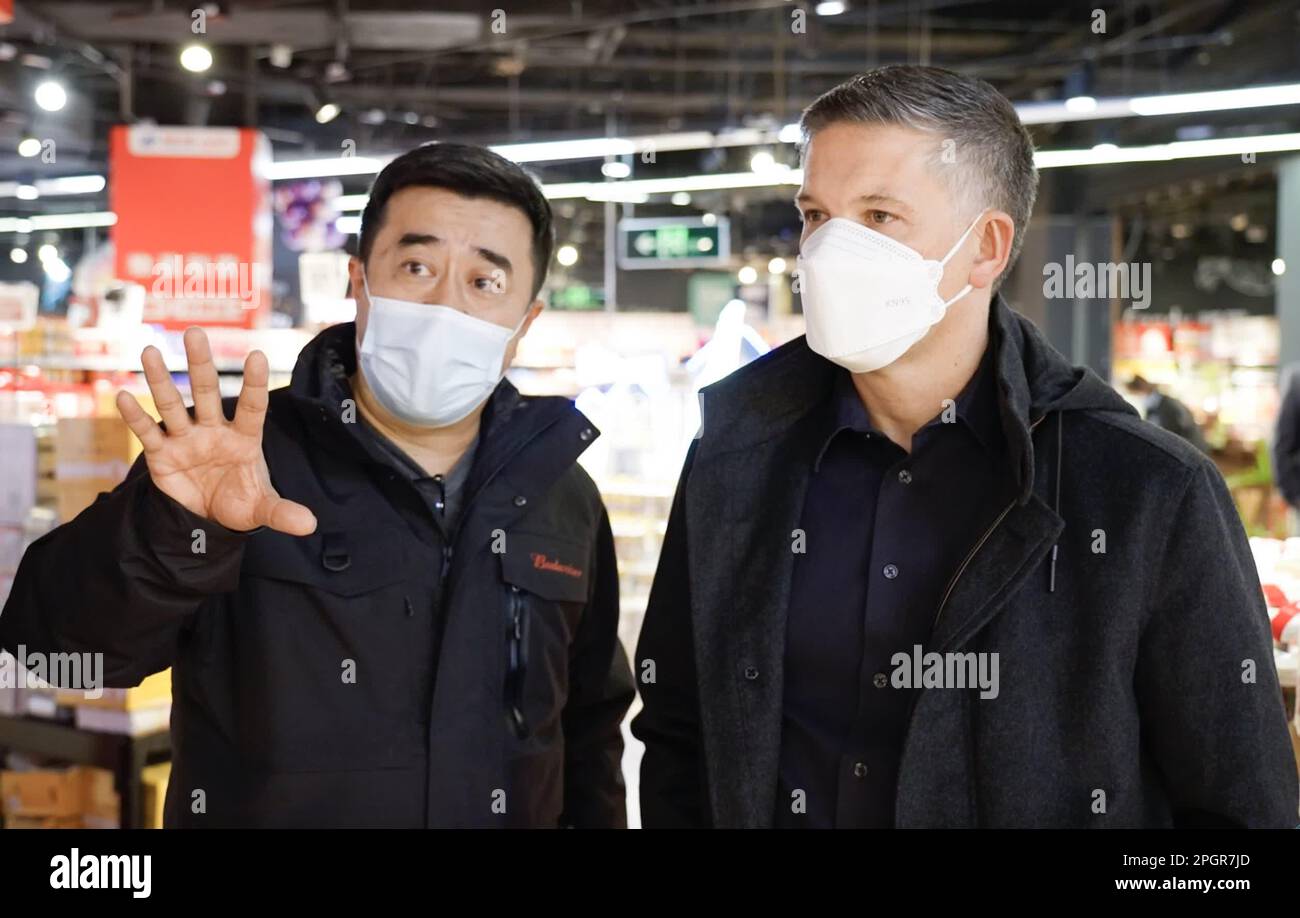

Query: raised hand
[115,326,317,536]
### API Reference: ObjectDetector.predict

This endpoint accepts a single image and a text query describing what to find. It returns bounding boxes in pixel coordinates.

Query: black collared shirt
[775,346,1015,828]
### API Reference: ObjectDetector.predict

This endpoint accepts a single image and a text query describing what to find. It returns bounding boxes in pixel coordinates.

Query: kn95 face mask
[357,274,526,428]
[797,212,983,373]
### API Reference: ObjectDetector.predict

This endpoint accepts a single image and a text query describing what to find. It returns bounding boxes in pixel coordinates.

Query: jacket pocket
[497,531,591,742]
[234,527,431,773]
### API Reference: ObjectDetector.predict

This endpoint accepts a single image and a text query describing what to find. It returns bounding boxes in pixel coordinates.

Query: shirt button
[883,563,899,579]
[579,427,594,441]
[513,495,527,507]
[897,469,912,484]
[853,762,868,778]
[873,672,887,688]
[743,666,760,681]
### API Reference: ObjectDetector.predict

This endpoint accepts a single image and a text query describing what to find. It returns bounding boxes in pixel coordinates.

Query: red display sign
[110,125,272,329]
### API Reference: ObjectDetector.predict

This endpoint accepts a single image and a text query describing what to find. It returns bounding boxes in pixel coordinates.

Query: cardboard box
[4,814,83,829]
[54,478,117,522]
[0,766,120,821]
[54,416,139,476]
[1,769,83,817]
[57,668,171,711]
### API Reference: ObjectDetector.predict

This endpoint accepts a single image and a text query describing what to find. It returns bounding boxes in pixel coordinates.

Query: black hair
[358,142,555,299]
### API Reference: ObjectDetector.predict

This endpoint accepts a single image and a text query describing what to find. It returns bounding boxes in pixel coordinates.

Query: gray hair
[799,65,1038,288]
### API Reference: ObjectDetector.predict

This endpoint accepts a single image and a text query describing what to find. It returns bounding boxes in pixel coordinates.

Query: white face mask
[797,212,983,373]
[357,274,526,428]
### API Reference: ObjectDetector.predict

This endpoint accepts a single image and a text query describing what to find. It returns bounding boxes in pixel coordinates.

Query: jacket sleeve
[1135,458,1299,828]
[631,440,712,827]
[0,455,250,688]
[560,503,635,828]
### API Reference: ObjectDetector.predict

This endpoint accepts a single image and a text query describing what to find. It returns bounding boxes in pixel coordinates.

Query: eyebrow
[395,232,513,274]
[793,192,914,214]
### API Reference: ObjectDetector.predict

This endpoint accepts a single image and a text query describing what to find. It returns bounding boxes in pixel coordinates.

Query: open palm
[115,327,316,536]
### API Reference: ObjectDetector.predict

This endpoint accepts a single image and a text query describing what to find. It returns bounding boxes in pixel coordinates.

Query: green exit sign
[618,217,731,269]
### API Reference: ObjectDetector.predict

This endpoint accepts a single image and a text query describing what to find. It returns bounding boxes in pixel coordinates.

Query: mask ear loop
[937,211,986,309]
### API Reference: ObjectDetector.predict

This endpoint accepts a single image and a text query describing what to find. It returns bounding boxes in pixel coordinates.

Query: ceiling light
[1130,83,1300,116]
[10,247,28,264]
[1273,258,1286,276]
[0,212,116,232]
[738,265,759,284]
[601,161,631,179]
[1066,96,1098,113]
[671,192,692,206]
[815,1,847,15]
[556,244,579,267]
[15,184,38,201]
[315,103,341,124]
[269,44,293,69]
[768,257,788,274]
[33,80,67,112]
[17,137,41,157]
[180,44,213,73]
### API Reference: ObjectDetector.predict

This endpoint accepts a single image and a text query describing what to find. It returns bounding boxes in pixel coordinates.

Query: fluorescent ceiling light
[263,156,390,180]
[0,175,108,198]
[37,174,106,195]
[0,211,117,232]
[9,130,1300,237]
[1130,83,1300,116]
[1034,131,1300,168]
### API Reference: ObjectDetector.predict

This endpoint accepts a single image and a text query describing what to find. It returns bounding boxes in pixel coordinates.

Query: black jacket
[1272,363,1300,508]
[633,295,1297,828]
[0,323,634,828]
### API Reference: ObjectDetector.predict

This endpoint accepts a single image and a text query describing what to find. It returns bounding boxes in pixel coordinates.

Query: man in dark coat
[0,143,634,828]
[1125,375,1211,454]
[633,66,1297,828]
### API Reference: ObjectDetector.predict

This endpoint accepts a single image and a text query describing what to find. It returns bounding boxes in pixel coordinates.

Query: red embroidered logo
[530,552,583,579]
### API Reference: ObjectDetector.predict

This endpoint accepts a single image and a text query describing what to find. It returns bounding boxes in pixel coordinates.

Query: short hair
[358,142,555,300]
[799,65,1038,288]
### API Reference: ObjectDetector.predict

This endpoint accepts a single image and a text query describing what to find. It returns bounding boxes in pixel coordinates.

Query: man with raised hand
[0,142,633,828]
[633,65,1297,829]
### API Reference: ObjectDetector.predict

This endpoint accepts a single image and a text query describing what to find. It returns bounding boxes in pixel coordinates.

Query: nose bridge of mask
[362,270,524,342]
[804,217,923,263]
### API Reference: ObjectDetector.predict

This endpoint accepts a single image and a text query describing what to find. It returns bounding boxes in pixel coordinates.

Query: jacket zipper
[505,585,529,739]
[894,412,1049,826]
[930,413,1048,633]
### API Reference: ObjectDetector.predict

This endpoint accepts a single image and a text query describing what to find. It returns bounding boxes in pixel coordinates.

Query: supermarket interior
[0,0,1299,833]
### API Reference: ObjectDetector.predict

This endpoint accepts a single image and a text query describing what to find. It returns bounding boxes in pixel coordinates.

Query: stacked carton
[56,669,172,736]
[53,417,140,522]
[0,766,119,829]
